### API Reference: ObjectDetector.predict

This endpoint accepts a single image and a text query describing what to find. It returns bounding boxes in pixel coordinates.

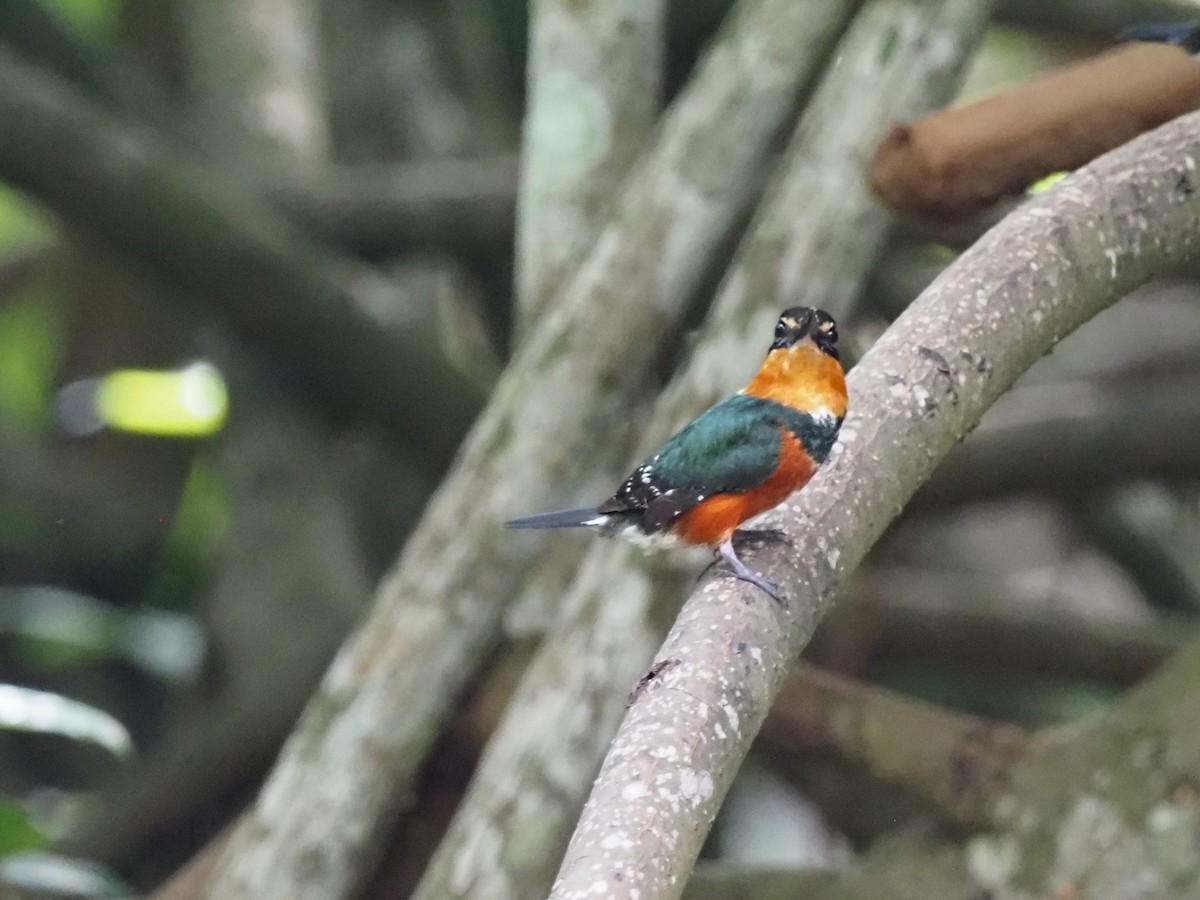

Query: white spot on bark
[621,782,649,801]
[528,72,613,184]
[722,702,740,735]
[679,767,715,804]
[601,832,634,851]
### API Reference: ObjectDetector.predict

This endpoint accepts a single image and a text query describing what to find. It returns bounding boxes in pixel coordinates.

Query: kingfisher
[505,306,847,603]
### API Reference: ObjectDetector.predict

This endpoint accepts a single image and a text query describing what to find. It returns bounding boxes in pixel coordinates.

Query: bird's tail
[504,507,604,530]
[1118,22,1200,53]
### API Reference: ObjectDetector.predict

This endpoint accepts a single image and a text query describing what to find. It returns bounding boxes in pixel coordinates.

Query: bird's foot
[719,566,786,606]
[717,536,787,606]
[733,527,789,545]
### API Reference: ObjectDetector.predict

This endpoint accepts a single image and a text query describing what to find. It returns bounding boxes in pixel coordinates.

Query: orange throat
[742,342,847,416]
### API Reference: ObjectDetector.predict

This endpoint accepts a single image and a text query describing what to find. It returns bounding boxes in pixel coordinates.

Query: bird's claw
[717,566,787,607]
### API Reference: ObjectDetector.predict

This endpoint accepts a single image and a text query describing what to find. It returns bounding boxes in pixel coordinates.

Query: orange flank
[743,342,847,416]
[672,425,818,546]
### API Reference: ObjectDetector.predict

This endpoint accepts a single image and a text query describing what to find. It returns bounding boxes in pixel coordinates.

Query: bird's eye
[774,321,787,337]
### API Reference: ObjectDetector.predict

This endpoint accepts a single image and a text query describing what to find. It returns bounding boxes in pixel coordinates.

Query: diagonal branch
[549,110,1200,900]
[0,0,180,135]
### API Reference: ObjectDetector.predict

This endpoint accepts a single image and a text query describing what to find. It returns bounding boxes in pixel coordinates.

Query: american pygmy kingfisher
[505,306,847,603]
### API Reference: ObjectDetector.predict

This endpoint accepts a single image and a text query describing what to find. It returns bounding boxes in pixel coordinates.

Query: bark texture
[181,0,329,165]
[517,0,666,329]
[549,110,1200,900]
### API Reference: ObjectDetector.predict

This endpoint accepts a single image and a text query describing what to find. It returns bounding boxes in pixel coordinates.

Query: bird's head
[770,307,839,360]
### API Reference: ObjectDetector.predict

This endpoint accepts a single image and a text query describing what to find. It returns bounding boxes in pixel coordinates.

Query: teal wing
[596,394,785,533]
[595,394,841,536]
[651,394,784,494]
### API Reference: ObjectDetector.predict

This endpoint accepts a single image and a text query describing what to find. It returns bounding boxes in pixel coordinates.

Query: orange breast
[671,426,818,547]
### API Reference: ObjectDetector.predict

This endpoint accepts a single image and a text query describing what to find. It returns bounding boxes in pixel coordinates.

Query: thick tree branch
[517,0,666,330]
[0,47,484,458]
[652,0,996,431]
[971,637,1200,894]
[413,2,991,896]
[911,372,1200,510]
[743,636,1200,899]
[268,156,518,258]
[203,2,852,898]
[550,111,1200,900]
[762,664,1029,830]
[821,569,1195,685]
[179,0,329,165]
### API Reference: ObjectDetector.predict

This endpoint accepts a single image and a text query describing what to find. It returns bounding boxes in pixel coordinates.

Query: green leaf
[0,286,64,431]
[0,799,45,856]
[0,184,54,248]
[33,0,123,42]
